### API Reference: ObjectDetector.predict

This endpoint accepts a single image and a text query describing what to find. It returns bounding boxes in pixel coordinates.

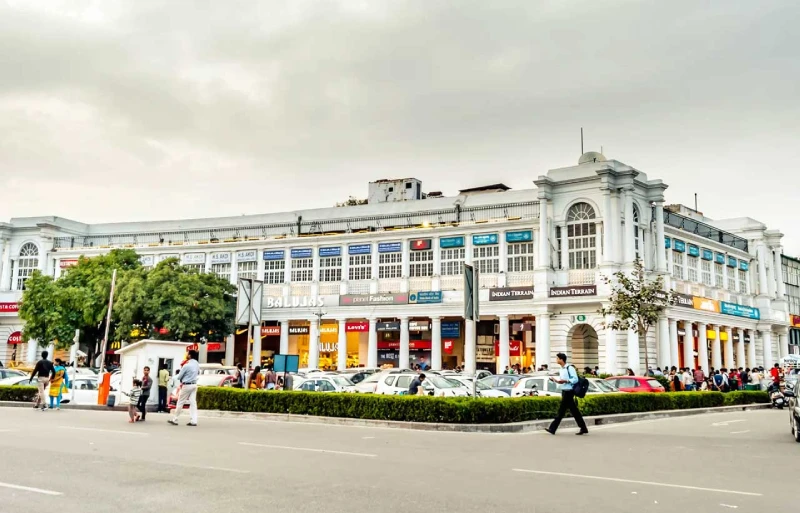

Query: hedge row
[0,385,38,402]
[196,388,770,424]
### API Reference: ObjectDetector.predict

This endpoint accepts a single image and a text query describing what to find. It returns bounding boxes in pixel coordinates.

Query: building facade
[782,254,800,354]
[0,152,792,373]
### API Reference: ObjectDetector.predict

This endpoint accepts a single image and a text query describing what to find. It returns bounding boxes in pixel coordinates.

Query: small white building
[115,339,187,405]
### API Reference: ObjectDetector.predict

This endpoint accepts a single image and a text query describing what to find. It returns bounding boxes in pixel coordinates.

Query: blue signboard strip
[349,244,372,255]
[439,236,464,248]
[263,250,285,261]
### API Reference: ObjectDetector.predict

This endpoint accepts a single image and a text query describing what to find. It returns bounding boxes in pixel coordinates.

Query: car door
[616,378,638,392]
[72,378,99,405]
[394,375,413,395]
[379,375,397,395]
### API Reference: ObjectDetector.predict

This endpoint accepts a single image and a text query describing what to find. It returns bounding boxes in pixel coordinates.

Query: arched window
[16,243,40,290]
[567,202,597,269]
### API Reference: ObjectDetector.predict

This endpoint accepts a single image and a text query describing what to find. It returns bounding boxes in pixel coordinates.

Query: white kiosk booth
[115,340,189,406]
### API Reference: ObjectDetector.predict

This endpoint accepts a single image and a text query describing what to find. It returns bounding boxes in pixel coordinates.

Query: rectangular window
[319,256,342,282]
[672,252,684,280]
[290,258,313,282]
[441,248,465,276]
[473,245,499,274]
[409,250,433,277]
[349,254,372,280]
[507,242,535,272]
[263,260,285,284]
[378,252,402,279]
[211,263,231,281]
[738,269,747,294]
[714,263,724,288]
[687,256,699,283]
[701,260,712,287]
[568,222,597,270]
[727,273,737,291]
[237,261,258,281]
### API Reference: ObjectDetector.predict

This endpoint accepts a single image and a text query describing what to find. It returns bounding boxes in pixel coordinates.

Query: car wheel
[794,416,800,443]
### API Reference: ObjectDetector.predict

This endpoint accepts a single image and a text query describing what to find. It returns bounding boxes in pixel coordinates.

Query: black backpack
[570,365,590,398]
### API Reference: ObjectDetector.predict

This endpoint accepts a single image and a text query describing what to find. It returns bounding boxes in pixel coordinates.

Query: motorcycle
[768,382,786,409]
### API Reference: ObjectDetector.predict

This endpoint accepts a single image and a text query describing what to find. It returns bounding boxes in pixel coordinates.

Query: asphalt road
[0,406,794,513]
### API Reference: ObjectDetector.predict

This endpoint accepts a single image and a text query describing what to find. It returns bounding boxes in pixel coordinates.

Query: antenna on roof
[580,127,584,154]
[694,193,698,212]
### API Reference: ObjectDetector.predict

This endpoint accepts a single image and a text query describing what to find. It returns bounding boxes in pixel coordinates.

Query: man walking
[158,365,169,413]
[29,351,55,411]
[137,366,153,421]
[546,353,588,436]
[169,350,199,427]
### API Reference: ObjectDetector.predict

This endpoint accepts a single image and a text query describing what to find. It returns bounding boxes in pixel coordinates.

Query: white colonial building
[0,152,792,374]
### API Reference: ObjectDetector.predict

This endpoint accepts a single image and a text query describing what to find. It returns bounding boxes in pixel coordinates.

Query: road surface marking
[730,430,751,434]
[167,463,249,474]
[362,436,375,439]
[712,419,746,427]
[59,426,148,436]
[511,469,762,497]
[0,482,63,496]
[239,442,377,458]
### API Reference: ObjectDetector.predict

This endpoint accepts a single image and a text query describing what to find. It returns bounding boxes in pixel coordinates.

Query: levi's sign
[489,287,533,301]
[549,285,597,298]
[339,294,408,306]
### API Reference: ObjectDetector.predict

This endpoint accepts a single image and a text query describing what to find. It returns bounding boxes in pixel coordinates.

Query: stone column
[308,321,319,370]
[251,324,262,368]
[655,202,667,273]
[604,317,617,374]
[779,331,790,360]
[623,188,636,264]
[683,321,694,370]
[761,330,773,368]
[560,223,569,271]
[399,317,410,370]
[367,318,378,368]
[669,318,679,368]
[536,314,550,369]
[747,330,757,369]
[757,244,769,296]
[0,239,10,290]
[198,342,209,364]
[401,240,410,278]
[627,328,640,374]
[766,252,777,298]
[711,325,722,369]
[736,328,746,369]
[724,327,734,368]
[658,317,670,368]
[595,221,603,266]
[279,320,289,354]
[538,198,549,268]
[431,316,442,371]
[697,322,708,373]
[225,333,235,366]
[27,339,39,363]
[432,238,441,277]
[370,244,379,282]
[602,189,614,264]
[464,319,476,375]
[498,315,510,373]
[337,319,347,371]
[774,248,786,299]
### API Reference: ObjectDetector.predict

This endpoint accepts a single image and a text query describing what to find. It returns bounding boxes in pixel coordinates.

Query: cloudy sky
[1,1,799,253]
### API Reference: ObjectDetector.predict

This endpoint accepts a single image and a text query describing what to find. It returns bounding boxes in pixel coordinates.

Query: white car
[298,375,356,393]
[0,375,99,405]
[199,364,238,376]
[445,375,508,398]
[511,375,622,397]
[374,370,422,395]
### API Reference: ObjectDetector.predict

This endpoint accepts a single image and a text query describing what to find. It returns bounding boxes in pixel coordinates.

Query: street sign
[464,264,477,320]
[236,278,263,326]
[576,315,587,322]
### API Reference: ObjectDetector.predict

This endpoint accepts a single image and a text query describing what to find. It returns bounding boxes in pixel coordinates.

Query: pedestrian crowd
[643,363,792,392]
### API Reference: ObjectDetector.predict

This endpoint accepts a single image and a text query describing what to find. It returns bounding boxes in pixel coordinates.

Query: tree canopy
[18,250,236,357]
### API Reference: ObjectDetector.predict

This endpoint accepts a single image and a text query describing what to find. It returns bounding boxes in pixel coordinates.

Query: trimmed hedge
[723,390,769,406]
[196,388,768,424]
[0,385,38,402]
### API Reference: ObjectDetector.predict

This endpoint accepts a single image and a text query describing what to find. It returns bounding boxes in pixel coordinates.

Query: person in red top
[770,364,781,384]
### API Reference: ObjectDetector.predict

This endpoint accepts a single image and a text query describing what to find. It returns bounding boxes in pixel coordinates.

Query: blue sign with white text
[319,247,341,257]
[739,260,749,271]
[263,250,285,261]
[441,321,460,338]
[408,291,443,304]
[439,236,465,248]
[506,230,533,243]
[472,233,498,246]
[727,256,737,268]
[673,239,686,253]
[702,249,713,261]
[290,248,312,259]
[349,244,372,255]
[688,245,700,257]
[720,301,760,320]
[715,253,725,264]
[665,237,671,249]
[378,242,402,253]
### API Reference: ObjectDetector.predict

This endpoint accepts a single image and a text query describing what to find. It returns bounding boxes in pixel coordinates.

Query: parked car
[338,368,379,384]
[198,364,237,376]
[446,375,508,397]
[169,374,236,409]
[0,369,25,380]
[785,379,800,442]
[419,375,469,397]
[605,376,665,393]
[478,374,528,395]
[374,370,422,395]
[298,375,356,393]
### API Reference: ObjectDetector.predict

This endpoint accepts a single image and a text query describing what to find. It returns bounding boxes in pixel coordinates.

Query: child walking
[123,379,143,423]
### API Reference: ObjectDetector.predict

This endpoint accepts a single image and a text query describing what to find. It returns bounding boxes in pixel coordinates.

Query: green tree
[599,259,672,373]
[18,271,79,350]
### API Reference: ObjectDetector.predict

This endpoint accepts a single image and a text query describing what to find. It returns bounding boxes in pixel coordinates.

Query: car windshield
[592,380,619,392]
[332,376,354,387]
[425,376,458,389]
[197,375,224,386]
[647,379,663,389]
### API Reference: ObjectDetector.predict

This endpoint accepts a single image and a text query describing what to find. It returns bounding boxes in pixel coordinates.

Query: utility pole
[98,269,117,374]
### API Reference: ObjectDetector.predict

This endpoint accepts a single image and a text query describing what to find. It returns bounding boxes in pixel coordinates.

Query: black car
[786,378,800,442]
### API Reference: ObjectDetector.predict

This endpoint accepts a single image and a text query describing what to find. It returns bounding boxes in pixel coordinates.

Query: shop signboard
[236,250,258,262]
[265,296,325,308]
[665,237,671,249]
[288,326,310,335]
[672,239,686,253]
[688,245,700,257]
[472,233,498,246]
[186,342,226,352]
[409,320,430,332]
[791,315,800,328]
[263,250,285,261]
[345,321,369,333]
[339,293,408,306]
[0,302,20,314]
[210,252,231,264]
[377,321,400,332]
[476,345,495,363]
[512,322,534,332]
[549,285,597,298]
[489,287,534,301]
[319,247,341,257]
[182,253,206,264]
[59,259,79,268]
[739,260,749,271]
[410,239,431,251]
[348,244,371,255]
[377,351,398,363]
[409,291,442,304]
[441,321,460,338]
[261,326,281,336]
[715,252,725,264]
[494,340,522,357]
[702,249,713,261]
[319,342,338,353]
[319,324,338,334]
[378,242,402,253]
[692,296,720,313]
[157,253,180,262]
[505,230,532,243]
[720,302,760,320]
[439,236,464,248]
[672,292,694,309]
[139,255,155,267]
[378,340,432,350]
[443,340,454,354]
[290,248,313,259]
[7,331,22,345]
[727,256,737,268]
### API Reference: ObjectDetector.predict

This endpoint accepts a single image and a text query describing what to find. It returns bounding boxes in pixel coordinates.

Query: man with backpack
[545,352,589,436]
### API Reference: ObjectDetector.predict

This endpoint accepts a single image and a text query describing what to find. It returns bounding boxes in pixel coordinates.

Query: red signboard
[410,239,431,251]
[186,342,226,352]
[261,326,281,336]
[59,259,79,269]
[443,340,454,354]
[791,315,800,328]
[7,331,22,345]
[158,327,169,335]
[494,340,522,357]
[345,321,369,332]
[377,340,432,350]
[0,302,20,314]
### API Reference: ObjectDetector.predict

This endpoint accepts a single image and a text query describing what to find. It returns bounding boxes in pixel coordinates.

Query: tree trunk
[639,330,650,374]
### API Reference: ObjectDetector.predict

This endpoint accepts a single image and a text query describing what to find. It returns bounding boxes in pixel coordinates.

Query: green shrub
[0,385,38,402]
[723,390,769,406]
[653,375,671,391]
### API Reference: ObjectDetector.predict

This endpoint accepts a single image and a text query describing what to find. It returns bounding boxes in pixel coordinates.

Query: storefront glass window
[378,253,402,279]
[349,254,372,280]
[320,256,342,282]
[264,259,285,284]
[291,257,313,282]
[409,250,433,277]
[441,248,465,276]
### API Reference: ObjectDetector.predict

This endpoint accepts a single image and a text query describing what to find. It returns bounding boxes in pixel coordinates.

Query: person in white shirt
[168,350,200,427]
[682,368,695,391]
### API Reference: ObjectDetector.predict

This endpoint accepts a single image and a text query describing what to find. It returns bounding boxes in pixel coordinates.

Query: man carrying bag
[545,352,589,436]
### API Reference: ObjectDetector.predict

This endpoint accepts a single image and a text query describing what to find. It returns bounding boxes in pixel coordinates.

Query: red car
[605,376,666,393]
[169,374,235,409]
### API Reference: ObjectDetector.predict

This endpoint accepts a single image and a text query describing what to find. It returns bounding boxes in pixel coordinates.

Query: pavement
[0,406,794,513]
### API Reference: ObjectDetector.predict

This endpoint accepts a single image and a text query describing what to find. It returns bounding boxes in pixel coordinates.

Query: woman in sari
[49,359,69,410]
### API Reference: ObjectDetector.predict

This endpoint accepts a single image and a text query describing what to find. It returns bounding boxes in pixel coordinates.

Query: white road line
[0,429,18,433]
[511,469,762,497]
[0,482,63,496]
[730,430,751,435]
[59,426,148,436]
[239,442,377,458]
[712,419,746,427]
[167,463,250,474]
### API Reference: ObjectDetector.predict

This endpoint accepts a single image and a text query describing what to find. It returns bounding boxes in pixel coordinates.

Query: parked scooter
[768,382,786,409]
